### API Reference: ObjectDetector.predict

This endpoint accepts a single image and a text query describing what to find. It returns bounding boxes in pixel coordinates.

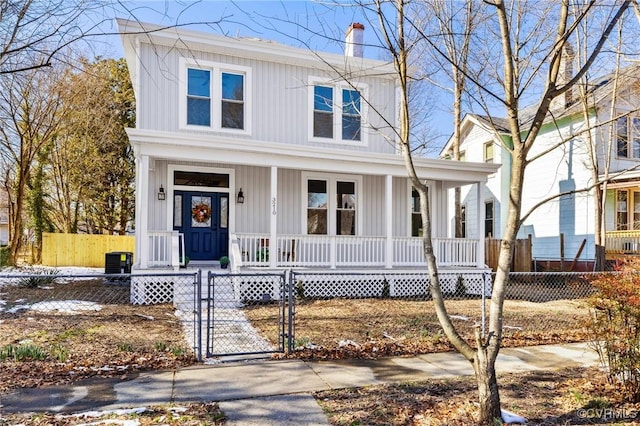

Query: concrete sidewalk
[0,342,600,425]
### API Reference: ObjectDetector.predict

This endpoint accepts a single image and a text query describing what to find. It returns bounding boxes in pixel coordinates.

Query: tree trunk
[474,348,502,424]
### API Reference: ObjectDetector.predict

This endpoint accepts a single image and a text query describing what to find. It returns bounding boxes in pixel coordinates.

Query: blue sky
[97,1,378,58]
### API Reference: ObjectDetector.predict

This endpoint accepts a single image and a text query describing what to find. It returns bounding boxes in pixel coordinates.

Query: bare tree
[389,0,632,422]
[416,0,481,237]
[0,0,109,74]
[0,64,73,264]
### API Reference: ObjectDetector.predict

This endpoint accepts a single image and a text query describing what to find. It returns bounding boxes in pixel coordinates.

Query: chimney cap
[347,22,365,32]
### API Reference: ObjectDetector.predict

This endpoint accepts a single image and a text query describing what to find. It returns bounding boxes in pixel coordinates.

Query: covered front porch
[128,130,499,272]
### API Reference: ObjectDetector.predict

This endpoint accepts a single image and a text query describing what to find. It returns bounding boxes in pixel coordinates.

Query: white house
[117,19,499,272]
[0,189,8,245]
[440,64,640,266]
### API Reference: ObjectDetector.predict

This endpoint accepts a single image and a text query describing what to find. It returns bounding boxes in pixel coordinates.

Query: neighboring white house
[0,189,8,245]
[117,19,499,272]
[440,64,640,265]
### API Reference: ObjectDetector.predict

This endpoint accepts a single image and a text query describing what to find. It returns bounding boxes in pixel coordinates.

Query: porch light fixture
[158,185,166,201]
[237,188,245,204]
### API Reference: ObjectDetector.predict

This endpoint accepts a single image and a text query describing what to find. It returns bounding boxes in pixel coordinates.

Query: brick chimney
[345,23,365,58]
[552,42,575,110]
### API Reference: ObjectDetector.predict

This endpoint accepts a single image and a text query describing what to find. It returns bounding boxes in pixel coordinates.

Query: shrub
[18,267,59,288]
[0,245,10,267]
[587,260,640,401]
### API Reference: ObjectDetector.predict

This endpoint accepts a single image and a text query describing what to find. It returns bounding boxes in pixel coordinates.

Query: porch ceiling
[127,128,500,185]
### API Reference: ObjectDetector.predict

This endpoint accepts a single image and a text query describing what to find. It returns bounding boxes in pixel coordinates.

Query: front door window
[191,196,212,228]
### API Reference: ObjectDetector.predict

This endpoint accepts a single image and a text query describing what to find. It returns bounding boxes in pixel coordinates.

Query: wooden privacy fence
[41,233,135,268]
[485,237,532,272]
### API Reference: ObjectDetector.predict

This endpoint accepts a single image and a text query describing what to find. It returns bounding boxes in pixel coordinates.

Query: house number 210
[271,197,277,215]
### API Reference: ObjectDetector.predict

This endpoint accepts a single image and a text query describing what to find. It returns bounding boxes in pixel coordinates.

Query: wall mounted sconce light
[158,185,166,201]
[237,188,245,204]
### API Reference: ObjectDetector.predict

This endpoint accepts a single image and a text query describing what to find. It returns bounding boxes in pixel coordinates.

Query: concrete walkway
[0,342,600,425]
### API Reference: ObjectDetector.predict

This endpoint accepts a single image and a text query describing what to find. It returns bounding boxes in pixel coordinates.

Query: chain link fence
[0,267,606,370]
[0,269,199,391]
[278,270,598,358]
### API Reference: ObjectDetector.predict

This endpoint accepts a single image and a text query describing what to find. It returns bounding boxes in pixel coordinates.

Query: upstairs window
[342,89,361,141]
[187,69,211,126]
[221,72,244,129]
[181,59,251,133]
[617,116,640,159]
[484,142,494,163]
[313,86,334,138]
[309,78,367,145]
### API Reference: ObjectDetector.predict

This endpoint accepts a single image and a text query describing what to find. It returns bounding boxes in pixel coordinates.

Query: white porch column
[385,175,393,268]
[138,154,150,269]
[476,181,486,268]
[269,166,278,268]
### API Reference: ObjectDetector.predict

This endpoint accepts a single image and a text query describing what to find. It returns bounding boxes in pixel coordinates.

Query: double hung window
[181,59,250,133]
[617,116,640,159]
[616,189,640,230]
[485,201,494,238]
[305,175,360,235]
[310,78,366,145]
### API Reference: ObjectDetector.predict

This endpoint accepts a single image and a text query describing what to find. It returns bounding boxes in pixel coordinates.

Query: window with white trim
[616,189,640,230]
[484,142,494,163]
[307,179,328,235]
[309,78,366,144]
[304,174,360,235]
[181,59,251,133]
[485,201,494,238]
[617,116,640,159]
[410,187,433,237]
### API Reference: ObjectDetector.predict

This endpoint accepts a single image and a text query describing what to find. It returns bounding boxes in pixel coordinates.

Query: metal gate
[204,271,294,358]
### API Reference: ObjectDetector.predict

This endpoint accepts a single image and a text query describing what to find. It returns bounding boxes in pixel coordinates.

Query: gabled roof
[440,64,640,158]
[439,113,510,157]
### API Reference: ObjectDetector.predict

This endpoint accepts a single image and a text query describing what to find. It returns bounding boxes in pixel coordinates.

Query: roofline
[126,128,500,184]
[439,113,508,157]
[115,18,398,79]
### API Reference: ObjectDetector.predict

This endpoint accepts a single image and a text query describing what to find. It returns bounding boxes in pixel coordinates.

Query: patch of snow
[56,407,146,425]
[450,315,470,321]
[502,409,527,424]
[7,300,102,314]
[504,325,524,331]
[338,339,360,348]
[76,420,140,426]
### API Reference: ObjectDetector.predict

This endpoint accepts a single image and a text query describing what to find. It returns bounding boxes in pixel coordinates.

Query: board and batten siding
[135,42,396,154]
[153,161,414,237]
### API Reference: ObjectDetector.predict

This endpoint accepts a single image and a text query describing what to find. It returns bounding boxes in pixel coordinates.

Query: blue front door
[174,191,229,261]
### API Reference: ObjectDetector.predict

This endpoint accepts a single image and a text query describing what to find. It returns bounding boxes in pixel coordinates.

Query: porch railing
[147,230,184,269]
[236,233,479,268]
[605,230,640,254]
